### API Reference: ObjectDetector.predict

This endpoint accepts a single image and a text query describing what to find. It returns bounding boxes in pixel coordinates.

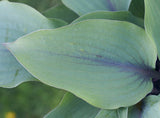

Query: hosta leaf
[95,110,118,118]
[128,105,141,118]
[9,0,61,12]
[95,108,128,118]
[126,94,160,118]
[72,11,144,28]
[45,92,129,118]
[145,0,160,57]
[62,0,132,15]
[43,3,79,23]
[117,108,128,118]
[141,94,160,118]
[129,0,144,18]
[6,19,157,109]
[44,93,100,118]
[0,1,67,88]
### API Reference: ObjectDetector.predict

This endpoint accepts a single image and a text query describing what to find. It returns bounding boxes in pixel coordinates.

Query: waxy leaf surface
[145,0,160,57]
[44,93,100,118]
[129,0,144,18]
[7,19,157,109]
[43,3,79,23]
[72,11,144,28]
[45,92,129,118]
[95,108,128,118]
[0,1,67,88]
[62,0,132,15]
[141,94,160,118]
[128,105,141,118]
[10,0,61,12]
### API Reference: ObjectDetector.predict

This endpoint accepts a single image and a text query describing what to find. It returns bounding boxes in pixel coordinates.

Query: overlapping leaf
[9,0,61,12]
[45,93,129,118]
[45,92,160,118]
[44,93,100,118]
[129,0,144,18]
[45,93,160,118]
[95,108,128,118]
[43,3,79,23]
[128,105,141,118]
[6,19,157,108]
[141,94,160,118]
[72,11,144,28]
[145,0,160,57]
[62,0,132,15]
[44,93,140,118]
[0,1,67,88]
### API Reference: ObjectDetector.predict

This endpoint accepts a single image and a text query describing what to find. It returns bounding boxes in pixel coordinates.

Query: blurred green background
[0,81,65,118]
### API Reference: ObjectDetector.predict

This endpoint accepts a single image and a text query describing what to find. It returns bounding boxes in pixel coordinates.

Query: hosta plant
[1,0,160,117]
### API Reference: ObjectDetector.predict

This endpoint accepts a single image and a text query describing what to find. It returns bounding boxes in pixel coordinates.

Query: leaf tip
[2,42,14,53]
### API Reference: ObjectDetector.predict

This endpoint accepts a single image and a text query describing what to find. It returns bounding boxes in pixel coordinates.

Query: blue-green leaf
[44,93,100,118]
[141,94,160,118]
[145,0,160,57]
[45,92,140,118]
[0,1,67,88]
[6,19,157,108]
[95,108,128,118]
[72,11,144,28]
[129,0,144,18]
[45,92,129,118]
[9,0,61,12]
[43,3,79,23]
[128,105,141,118]
[62,0,132,15]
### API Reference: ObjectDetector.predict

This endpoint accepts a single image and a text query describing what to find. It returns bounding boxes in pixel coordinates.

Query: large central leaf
[7,19,157,109]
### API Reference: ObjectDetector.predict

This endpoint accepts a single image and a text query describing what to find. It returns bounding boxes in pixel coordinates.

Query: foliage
[0,81,65,118]
[9,0,61,12]
[1,0,160,118]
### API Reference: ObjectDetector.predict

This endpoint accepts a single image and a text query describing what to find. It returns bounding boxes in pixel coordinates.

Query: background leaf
[0,1,67,88]
[45,92,139,118]
[7,19,157,109]
[117,108,128,118]
[43,2,79,23]
[95,110,117,118]
[95,108,128,118]
[141,94,160,118]
[128,105,141,118]
[62,0,132,15]
[129,0,144,18]
[145,0,160,57]
[8,0,61,12]
[72,11,144,28]
[44,93,100,118]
